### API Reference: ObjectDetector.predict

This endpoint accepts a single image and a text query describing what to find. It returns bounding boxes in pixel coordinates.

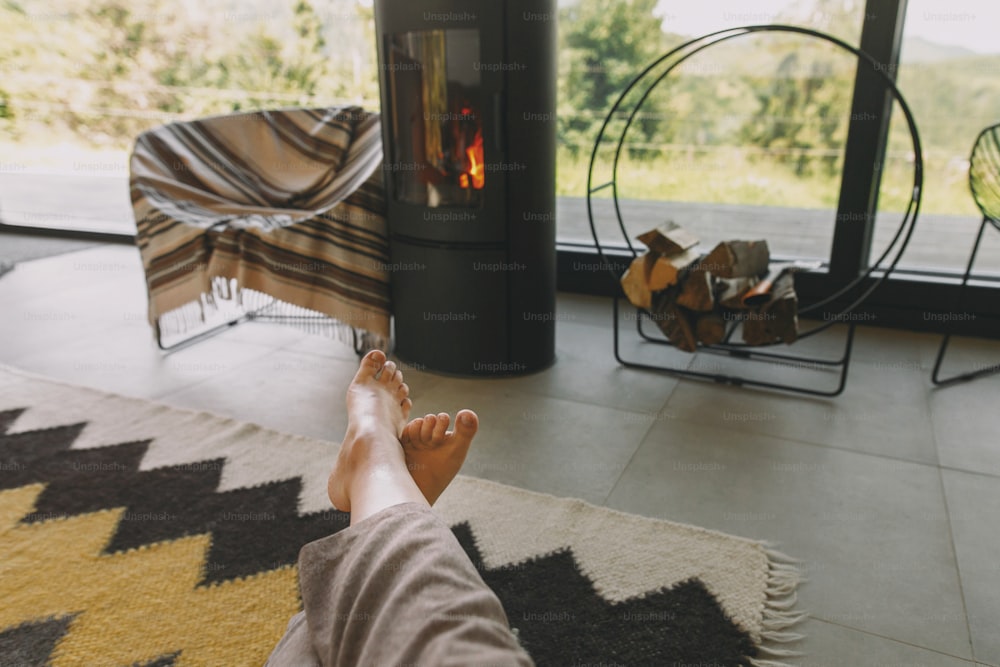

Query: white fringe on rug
[433,476,810,667]
[749,546,808,667]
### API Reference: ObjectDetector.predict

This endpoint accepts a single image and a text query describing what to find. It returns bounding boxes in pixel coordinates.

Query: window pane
[0,3,379,236]
[875,0,1000,278]
[558,0,865,264]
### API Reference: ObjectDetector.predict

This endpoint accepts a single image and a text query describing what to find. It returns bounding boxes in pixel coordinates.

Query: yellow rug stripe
[0,485,301,666]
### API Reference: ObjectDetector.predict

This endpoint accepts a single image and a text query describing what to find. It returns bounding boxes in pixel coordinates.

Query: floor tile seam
[508,331,938,376]
[620,332,941,372]
[486,381,663,437]
[662,412,947,472]
[938,465,1000,482]
[0,241,114,263]
[657,366,687,410]
[0,360,228,412]
[0,293,151,331]
[138,375,225,403]
[918,367,946,469]
[807,616,978,662]
[570,329,674,505]
[8,318,149,365]
[551,315,615,331]
[170,328,312,354]
[599,378,690,506]
[498,379,676,416]
[4,250,142,285]
[270,333,362,363]
[599,413,658,506]
[935,464,978,660]
[927,360,995,661]
[142,340,290,402]
[659,384,999,479]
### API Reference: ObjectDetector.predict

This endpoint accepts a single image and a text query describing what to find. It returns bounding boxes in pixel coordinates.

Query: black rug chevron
[0,366,805,666]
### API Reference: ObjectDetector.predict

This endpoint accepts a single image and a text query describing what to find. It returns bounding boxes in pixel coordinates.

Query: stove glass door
[385,28,485,209]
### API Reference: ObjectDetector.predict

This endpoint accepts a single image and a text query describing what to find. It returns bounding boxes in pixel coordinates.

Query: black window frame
[4,0,997,338]
[558,0,1000,339]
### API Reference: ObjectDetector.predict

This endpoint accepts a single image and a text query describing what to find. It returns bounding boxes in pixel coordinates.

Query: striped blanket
[130,106,389,348]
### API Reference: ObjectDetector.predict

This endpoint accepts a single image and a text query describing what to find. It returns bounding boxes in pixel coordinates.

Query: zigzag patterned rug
[0,365,805,666]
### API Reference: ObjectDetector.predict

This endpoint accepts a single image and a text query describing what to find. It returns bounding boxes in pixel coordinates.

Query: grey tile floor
[2,244,999,666]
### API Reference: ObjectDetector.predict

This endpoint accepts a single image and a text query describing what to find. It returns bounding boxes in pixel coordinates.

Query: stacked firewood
[620,222,799,352]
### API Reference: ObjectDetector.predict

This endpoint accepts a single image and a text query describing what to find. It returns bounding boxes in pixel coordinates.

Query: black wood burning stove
[374,0,557,376]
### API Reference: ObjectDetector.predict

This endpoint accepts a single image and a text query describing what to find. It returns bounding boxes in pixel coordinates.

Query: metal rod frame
[154,298,369,356]
[586,24,923,397]
[931,216,1000,386]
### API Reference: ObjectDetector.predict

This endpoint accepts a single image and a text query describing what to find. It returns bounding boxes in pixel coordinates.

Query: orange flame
[459,128,485,190]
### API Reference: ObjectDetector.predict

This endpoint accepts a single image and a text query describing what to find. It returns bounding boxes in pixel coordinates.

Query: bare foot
[400,409,478,505]
[327,350,414,513]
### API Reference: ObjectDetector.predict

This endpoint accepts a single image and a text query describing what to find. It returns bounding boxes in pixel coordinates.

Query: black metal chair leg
[155,313,246,353]
[932,216,999,386]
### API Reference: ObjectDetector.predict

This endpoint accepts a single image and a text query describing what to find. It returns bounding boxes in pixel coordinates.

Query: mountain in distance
[899,36,979,64]
[652,30,992,74]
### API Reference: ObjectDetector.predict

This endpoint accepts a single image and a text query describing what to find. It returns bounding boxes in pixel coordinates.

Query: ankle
[343,425,406,470]
[344,420,397,448]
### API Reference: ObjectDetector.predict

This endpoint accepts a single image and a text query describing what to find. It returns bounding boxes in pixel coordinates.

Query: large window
[0,1,379,236]
[558,0,867,260]
[558,0,1000,333]
[875,0,1000,278]
[2,0,998,331]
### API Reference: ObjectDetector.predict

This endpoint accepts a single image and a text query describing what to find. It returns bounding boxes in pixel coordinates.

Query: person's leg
[269,350,532,667]
[401,408,477,505]
[327,349,478,515]
[325,349,427,524]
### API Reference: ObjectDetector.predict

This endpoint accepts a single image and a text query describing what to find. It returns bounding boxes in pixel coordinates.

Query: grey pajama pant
[266,502,535,667]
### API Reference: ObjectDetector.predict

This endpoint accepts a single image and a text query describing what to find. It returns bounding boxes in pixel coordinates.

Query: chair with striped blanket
[130,106,389,352]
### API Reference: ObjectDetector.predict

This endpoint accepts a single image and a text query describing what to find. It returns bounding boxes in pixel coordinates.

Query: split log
[623,233,796,351]
[768,271,799,344]
[741,272,799,345]
[741,261,822,307]
[676,268,715,312]
[637,221,699,257]
[702,240,770,279]
[652,291,698,352]
[695,311,726,346]
[740,267,782,308]
[716,277,758,310]
[621,254,653,310]
[741,311,777,347]
[646,248,701,291]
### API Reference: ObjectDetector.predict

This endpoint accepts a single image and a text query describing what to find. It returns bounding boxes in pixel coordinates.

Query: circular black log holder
[586,24,924,397]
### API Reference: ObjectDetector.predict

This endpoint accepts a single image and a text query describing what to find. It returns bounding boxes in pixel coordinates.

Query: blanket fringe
[156,283,387,352]
[746,545,808,667]
[750,659,802,667]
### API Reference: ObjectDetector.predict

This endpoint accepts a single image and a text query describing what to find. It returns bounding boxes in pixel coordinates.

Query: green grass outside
[557,146,979,217]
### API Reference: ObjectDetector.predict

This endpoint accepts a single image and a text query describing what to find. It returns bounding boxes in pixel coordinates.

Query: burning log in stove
[620,223,801,350]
